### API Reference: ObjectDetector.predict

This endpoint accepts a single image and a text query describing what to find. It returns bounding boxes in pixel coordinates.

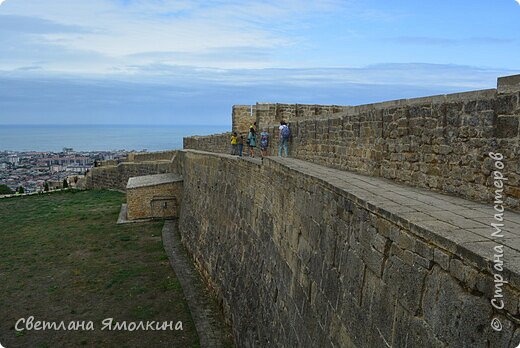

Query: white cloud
[0,0,342,69]
[0,0,516,76]
[0,0,411,73]
[0,0,7,6]
[516,0,520,5]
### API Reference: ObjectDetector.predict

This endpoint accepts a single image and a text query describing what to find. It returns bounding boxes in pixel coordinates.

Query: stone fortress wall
[85,151,177,191]
[184,75,520,211]
[87,74,520,347]
[183,132,231,154]
[175,149,520,347]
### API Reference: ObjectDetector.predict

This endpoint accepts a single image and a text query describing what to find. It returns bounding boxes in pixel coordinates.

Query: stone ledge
[126,173,183,190]
[267,156,520,287]
[183,132,231,139]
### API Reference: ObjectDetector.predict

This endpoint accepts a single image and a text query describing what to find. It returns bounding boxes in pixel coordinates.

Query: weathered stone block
[423,268,494,347]
[361,270,396,345]
[495,115,519,138]
[392,304,445,348]
[382,255,428,314]
[498,74,520,94]
[433,248,450,270]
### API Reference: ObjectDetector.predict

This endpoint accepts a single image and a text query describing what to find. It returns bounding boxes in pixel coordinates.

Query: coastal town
[0,148,129,194]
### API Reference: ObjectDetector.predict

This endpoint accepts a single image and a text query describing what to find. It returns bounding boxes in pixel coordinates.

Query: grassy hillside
[0,190,199,348]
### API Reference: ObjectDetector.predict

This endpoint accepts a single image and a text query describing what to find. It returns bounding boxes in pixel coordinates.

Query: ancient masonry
[126,173,183,220]
[85,150,177,191]
[88,74,520,347]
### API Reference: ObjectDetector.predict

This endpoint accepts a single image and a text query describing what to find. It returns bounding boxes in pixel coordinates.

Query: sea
[0,125,228,152]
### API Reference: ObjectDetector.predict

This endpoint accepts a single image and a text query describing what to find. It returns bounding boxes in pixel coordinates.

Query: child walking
[230,132,238,155]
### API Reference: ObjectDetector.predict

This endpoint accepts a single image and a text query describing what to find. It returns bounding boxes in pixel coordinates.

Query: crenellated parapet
[85,151,178,191]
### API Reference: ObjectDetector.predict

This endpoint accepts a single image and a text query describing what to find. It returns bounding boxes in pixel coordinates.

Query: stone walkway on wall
[187,149,520,288]
[162,220,235,348]
[267,156,520,287]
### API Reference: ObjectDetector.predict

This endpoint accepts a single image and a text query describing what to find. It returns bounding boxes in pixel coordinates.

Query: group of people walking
[230,121,291,158]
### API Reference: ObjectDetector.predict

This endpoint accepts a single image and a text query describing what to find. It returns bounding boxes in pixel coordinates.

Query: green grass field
[0,190,199,348]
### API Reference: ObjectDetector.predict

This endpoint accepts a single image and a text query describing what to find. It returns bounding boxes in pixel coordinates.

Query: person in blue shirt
[278,121,290,157]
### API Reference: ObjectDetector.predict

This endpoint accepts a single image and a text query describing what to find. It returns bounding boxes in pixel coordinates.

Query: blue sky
[0,0,519,125]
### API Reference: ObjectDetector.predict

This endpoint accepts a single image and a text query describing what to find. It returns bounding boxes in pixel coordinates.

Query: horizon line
[0,124,229,127]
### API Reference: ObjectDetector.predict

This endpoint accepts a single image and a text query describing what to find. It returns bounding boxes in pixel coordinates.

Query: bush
[0,184,13,195]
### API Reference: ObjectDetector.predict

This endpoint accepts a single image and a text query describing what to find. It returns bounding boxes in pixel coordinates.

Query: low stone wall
[97,159,122,167]
[183,132,232,154]
[175,150,520,347]
[86,161,174,191]
[128,150,177,162]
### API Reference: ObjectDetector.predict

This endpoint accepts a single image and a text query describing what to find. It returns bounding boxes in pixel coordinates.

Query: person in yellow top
[230,132,238,155]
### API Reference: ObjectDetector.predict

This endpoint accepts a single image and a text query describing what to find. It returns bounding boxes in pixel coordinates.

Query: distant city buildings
[7,155,19,165]
[0,148,129,193]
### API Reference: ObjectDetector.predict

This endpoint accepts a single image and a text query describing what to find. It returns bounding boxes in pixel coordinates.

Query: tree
[44,182,50,192]
[18,186,24,194]
[0,184,14,195]
[63,179,69,189]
